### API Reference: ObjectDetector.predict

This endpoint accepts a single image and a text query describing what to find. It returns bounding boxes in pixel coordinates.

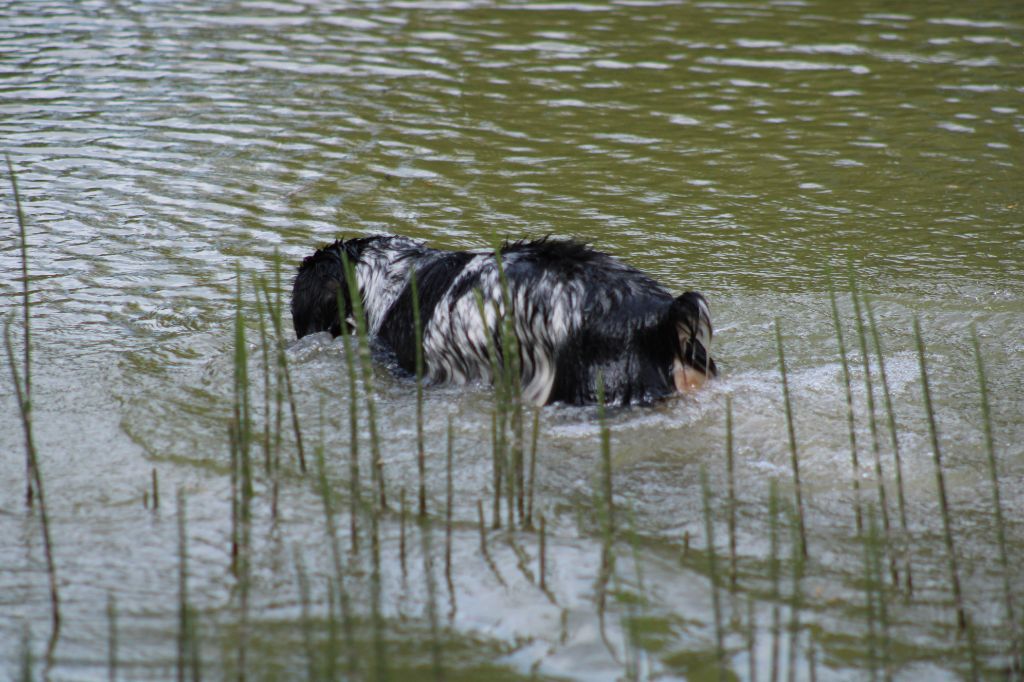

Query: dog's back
[292,236,716,406]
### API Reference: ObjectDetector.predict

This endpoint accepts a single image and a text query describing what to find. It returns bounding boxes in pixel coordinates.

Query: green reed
[861,511,879,682]
[828,279,864,536]
[326,578,342,681]
[850,281,897,587]
[526,408,540,530]
[747,599,757,682]
[419,515,445,681]
[864,295,913,595]
[597,371,615,538]
[539,513,548,594]
[314,429,346,600]
[774,318,808,560]
[107,592,118,682]
[786,502,805,682]
[865,507,891,682]
[176,489,200,682]
[151,468,160,511]
[477,499,506,587]
[293,549,316,681]
[341,251,387,511]
[258,261,306,475]
[725,396,738,591]
[769,480,781,682]
[444,415,455,616]
[334,291,362,554]
[491,237,526,528]
[410,270,428,518]
[4,155,60,658]
[18,624,31,682]
[400,489,408,581]
[251,275,273,479]
[254,275,282,517]
[701,465,726,679]
[913,317,967,632]
[971,324,1019,670]
[473,288,505,528]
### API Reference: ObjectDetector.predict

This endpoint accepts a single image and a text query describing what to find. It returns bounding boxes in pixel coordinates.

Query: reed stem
[445,415,455,613]
[769,480,781,682]
[597,372,615,538]
[4,156,61,659]
[341,251,387,511]
[107,592,118,682]
[864,296,913,595]
[411,270,428,518]
[971,324,1019,669]
[701,466,726,678]
[775,318,808,559]
[850,281,897,587]
[259,267,306,474]
[725,396,738,591]
[913,317,967,632]
[828,279,863,536]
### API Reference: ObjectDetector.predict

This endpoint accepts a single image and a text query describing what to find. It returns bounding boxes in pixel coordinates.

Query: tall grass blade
[411,270,428,518]
[444,415,455,617]
[4,156,61,660]
[341,251,387,511]
[151,468,160,511]
[971,324,1019,671]
[18,624,32,682]
[526,409,540,530]
[701,466,726,679]
[400,488,408,581]
[5,155,33,506]
[787,503,805,682]
[258,262,306,474]
[864,295,913,595]
[177,489,191,682]
[293,548,317,682]
[849,280,897,587]
[336,291,362,554]
[747,599,757,682]
[107,592,118,682]
[769,480,781,682]
[477,499,506,587]
[251,275,273,479]
[419,516,445,681]
[597,372,615,538]
[775,318,808,559]
[866,509,892,682]
[725,396,738,591]
[913,317,966,632]
[828,278,863,536]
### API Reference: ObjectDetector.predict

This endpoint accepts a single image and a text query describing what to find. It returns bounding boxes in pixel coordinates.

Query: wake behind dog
[292,235,717,406]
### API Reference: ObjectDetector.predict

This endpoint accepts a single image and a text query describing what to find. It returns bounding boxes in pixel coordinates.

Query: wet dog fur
[291,235,716,406]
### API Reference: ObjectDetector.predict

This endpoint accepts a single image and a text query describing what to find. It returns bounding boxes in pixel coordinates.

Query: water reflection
[1,0,1022,678]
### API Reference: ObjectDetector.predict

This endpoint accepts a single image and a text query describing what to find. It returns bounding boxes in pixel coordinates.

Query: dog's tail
[671,291,717,391]
[291,241,348,338]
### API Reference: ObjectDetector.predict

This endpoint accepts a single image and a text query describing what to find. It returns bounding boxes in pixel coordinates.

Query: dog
[291,235,717,406]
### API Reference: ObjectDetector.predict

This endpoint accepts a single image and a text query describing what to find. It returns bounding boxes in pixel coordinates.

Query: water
[2,0,1022,678]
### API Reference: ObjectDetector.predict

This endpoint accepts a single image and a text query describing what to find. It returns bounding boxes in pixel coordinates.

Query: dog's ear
[291,242,350,338]
[672,291,717,380]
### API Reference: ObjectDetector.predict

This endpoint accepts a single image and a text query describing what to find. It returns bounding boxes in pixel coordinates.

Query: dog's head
[670,291,717,392]
[291,237,375,339]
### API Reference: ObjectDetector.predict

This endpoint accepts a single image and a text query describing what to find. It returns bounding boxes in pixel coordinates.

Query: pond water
[1,0,1022,679]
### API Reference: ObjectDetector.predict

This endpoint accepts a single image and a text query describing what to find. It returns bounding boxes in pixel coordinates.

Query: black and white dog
[291,235,717,406]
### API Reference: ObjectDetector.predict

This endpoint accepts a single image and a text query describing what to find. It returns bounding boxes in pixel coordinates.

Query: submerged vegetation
[3,159,1022,680]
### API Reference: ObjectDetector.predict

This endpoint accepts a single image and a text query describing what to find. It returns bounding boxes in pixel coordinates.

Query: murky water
[2,0,1022,678]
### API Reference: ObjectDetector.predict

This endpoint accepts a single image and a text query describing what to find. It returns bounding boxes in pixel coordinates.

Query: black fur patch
[291,235,717,406]
[376,251,475,374]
